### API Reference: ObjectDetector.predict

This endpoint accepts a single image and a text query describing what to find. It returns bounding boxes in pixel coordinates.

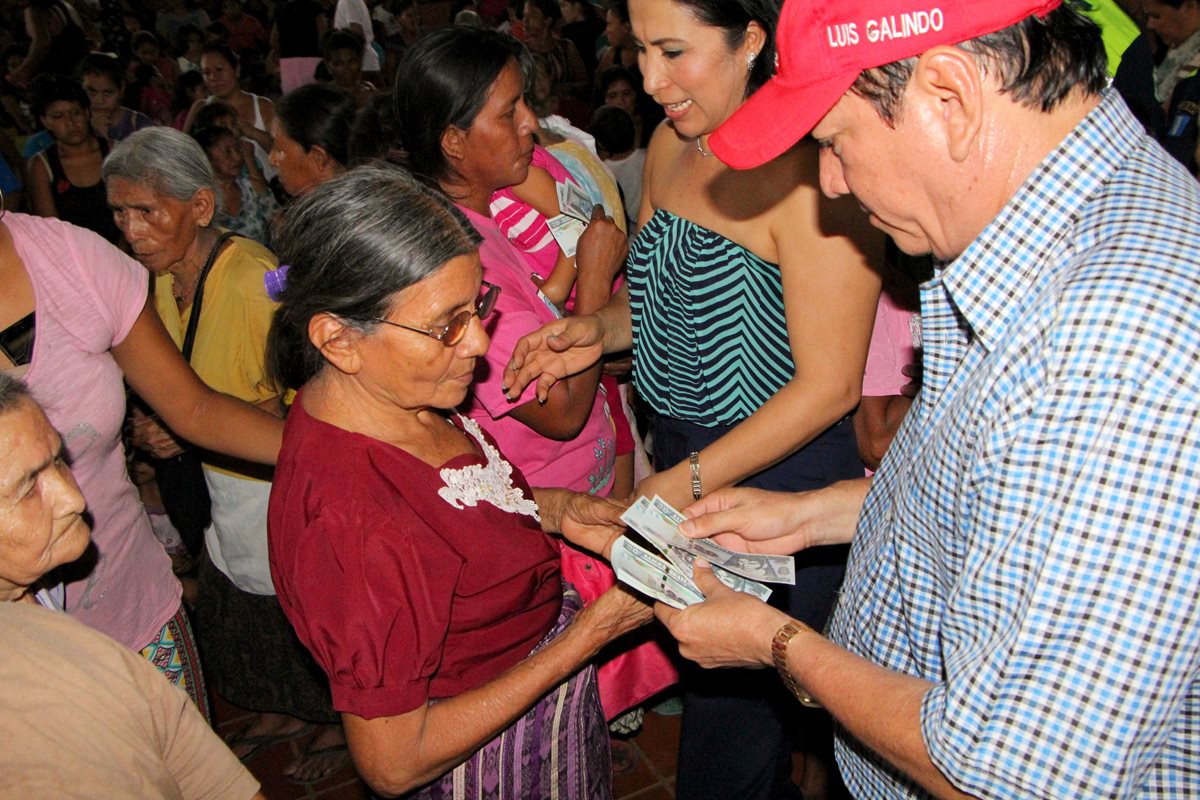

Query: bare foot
[225,713,312,761]
[284,723,350,784]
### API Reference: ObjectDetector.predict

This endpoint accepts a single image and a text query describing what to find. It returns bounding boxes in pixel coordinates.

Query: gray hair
[266,162,483,390]
[0,374,31,415]
[102,127,221,210]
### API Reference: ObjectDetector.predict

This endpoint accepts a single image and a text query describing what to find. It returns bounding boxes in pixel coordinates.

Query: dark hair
[324,28,365,58]
[590,104,635,155]
[201,41,239,72]
[192,123,237,152]
[596,64,636,99]
[852,4,1108,124]
[176,23,204,56]
[524,0,562,24]
[132,30,160,52]
[266,164,484,389]
[393,26,524,183]
[671,0,781,96]
[606,0,629,24]
[78,52,124,87]
[191,100,237,130]
[276,83,359,167]
[348,93,406,166]
[562,0,601,21]
[172,69,206,113]
[31,73,88,119]
[206,21,230,41]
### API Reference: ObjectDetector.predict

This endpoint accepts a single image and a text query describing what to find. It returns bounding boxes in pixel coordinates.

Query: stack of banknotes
[614,495,796,609]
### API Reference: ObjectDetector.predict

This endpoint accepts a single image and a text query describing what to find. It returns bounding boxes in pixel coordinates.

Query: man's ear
[308,312,364,375]
[911,46,983,163]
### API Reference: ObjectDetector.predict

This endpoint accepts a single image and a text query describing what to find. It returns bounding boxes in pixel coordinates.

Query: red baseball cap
[710,0,1063,169]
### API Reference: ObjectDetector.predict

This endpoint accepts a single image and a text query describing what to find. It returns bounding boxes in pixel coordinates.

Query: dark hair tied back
[393,26,524,184]
[673,0,781,97]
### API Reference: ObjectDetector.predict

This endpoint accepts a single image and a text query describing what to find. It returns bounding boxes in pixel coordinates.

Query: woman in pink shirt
[0,211,281,714]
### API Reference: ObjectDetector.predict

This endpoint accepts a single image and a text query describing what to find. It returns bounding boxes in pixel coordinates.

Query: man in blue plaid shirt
[654,0,1200,797]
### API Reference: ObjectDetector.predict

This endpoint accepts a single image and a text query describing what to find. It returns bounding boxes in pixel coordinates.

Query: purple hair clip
[264,264,290,301]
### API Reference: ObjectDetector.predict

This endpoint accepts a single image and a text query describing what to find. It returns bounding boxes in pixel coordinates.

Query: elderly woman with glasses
[104,127,350,784]
[265,164,651,799]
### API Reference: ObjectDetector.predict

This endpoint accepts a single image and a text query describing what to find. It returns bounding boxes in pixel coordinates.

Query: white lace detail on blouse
[438,417,541,521]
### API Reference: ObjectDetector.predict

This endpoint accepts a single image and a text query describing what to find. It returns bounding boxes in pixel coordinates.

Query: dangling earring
[747,51,757,72]
[0,186,6,220]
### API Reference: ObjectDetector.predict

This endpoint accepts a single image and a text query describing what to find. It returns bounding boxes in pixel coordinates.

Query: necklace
[695,136,713,157]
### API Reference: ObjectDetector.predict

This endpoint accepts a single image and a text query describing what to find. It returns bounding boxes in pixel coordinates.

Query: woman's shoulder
[212,234,278,295]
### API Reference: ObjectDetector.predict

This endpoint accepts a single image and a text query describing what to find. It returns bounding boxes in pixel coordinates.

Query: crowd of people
[1,0,1198,798]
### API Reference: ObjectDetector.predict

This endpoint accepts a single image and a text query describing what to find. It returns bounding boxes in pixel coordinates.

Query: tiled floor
[212,692,683,799]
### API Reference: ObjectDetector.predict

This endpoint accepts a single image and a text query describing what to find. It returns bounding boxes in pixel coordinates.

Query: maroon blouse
[268,395,563,720]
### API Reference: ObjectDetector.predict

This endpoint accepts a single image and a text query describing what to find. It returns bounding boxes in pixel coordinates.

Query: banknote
[611,535,705,610]
[546,213,585,258]
[663,544,772,603]
[556,179,594,222]
[624,495,796,586]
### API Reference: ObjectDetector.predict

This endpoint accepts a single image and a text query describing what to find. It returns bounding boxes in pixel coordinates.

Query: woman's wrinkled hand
[582,583,654,645]
[557,492,628,560]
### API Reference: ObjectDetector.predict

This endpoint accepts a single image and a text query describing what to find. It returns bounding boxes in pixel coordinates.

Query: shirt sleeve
[129,649,261,800]
[472,272,551,416]
[46,216,149,349]
[281,498,461,720]
[919,369,1200,796]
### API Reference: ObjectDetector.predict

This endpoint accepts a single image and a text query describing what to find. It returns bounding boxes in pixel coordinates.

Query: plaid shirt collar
[937,90,1142,355]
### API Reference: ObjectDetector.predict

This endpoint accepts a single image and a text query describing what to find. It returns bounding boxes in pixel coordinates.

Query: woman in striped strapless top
[505,0,885,797]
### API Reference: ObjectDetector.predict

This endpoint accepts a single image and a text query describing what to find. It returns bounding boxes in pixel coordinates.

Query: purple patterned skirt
[414,588,611,800]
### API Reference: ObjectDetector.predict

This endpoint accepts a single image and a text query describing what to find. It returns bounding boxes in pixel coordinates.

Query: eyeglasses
[364,282,500,347]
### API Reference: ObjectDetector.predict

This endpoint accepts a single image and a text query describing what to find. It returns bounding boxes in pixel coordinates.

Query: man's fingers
[678,508,737,540]
[691,559,728,595]
[653,600,679,627]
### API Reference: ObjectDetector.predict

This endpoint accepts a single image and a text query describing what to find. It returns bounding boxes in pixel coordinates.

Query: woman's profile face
[355,254,490,412]
[107,177,207,274]
[40,101,89,146]
[269,117,327,197]
[605,9,631,48]
[0,400,90,600]
[453,61,538,193]
[630,0,761,139]
[200,51,238,98]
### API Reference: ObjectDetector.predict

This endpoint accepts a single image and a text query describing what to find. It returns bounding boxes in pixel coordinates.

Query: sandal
[286,740,352,785]
[224,720,314,763]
